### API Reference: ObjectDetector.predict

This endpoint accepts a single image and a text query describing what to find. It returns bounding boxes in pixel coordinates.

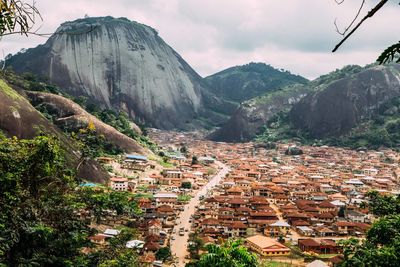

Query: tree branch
[332,0,389,52]
[334,0,366,36]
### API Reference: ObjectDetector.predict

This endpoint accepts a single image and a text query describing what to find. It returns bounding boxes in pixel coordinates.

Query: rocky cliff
[7,16,222,129]
[209,84,311,142]
[290,64,400,138]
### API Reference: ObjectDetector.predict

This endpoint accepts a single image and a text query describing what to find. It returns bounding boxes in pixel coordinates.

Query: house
[346,210,367,223]
[165,170,183,179]
[246,235,290,256]
[198,156,215,165]
[89,234,107,245]
[122,154,149,171]
[148,220,162,236]
[334,221,356,235]
[104,228,120,237]
[298,238,340,254]
[126,240,145,249]
[264,221,291,237]
[297,226,315,236]
[154,193,178,207]
[110,177,129,191]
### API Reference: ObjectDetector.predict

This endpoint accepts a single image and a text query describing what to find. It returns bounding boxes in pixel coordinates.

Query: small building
[154,193,178,206]
[198,156,215,165]
[164,170,183,179]
[110,177,129,191]
[246,235,291,257]
[298,238,340,254]
[122,154,149,171]
[264,220,291,237]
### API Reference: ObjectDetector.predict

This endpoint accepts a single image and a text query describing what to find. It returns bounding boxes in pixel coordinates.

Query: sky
[1,0,399,79]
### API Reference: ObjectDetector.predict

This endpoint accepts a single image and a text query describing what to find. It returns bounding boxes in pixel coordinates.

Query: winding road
[170,161,230,266]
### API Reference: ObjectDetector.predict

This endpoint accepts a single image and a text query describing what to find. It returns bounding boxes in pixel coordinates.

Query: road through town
[170,161,230,267]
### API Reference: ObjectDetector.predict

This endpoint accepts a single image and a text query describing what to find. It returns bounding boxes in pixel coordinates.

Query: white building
[110,177,129,191]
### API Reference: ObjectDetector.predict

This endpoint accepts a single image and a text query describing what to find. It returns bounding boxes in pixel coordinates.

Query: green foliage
[89,228,140,267]
[72,124,123,158]
[155,247,171,261]
[181,181,192,189]
[191,156,198,165]
[73,187,142,224]
[377,41,400,64]
[339,191,400,267]
[205,62,308,103]
[83,107,159,152]
[177,194,192,203]
[0,136,90,266]
[188,232,204,260]
[193,239,258,267]
[365,191,400,217]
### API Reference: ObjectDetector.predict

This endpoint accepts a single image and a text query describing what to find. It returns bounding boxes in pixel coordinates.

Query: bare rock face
[209,84,310,142]
[26,91,147,154]
[290,64,400,138]
[8,16,213,129]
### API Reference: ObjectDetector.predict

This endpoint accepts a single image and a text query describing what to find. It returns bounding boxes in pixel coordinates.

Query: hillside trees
[0,136,90,266]
[339,191,400,266]
[0,135,142,266]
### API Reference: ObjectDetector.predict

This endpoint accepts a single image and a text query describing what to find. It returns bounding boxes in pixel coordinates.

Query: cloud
[0,0,398,79]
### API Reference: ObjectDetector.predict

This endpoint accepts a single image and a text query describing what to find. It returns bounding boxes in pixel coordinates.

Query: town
[83,129,400,267]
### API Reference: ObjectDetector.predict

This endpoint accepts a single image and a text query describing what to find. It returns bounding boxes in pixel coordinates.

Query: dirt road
[170,161,230,266]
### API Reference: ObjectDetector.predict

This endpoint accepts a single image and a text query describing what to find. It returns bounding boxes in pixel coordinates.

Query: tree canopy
[338,191,400,267]
[189,239,258,267]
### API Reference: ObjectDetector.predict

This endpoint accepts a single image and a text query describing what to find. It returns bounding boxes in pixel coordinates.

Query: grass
[0,79,23,100]
[158,159,174,168]
[178,194,192,203]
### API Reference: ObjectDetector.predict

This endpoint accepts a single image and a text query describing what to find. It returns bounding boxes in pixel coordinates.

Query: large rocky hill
[290,64,400,138]
[210,64,400,144]
[209,83,311,142]
[7,16,227,129]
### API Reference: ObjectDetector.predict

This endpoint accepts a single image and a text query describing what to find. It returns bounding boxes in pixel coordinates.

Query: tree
[191,156,198,165]
[0,0,42,36]
[365,190,400,216]
[90,228,140,267]
[338,190,400,267]
[193,239,258,267]
[181,181,192,189]
[332,0,400,64]
[188,231,204,259]
[0,136,91,266]
[155,247,171,262]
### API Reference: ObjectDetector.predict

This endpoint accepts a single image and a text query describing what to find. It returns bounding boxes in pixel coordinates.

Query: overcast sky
[1,0,398,79]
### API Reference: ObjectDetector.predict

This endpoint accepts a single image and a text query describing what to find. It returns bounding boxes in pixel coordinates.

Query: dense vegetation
[187,239,258,267]
[205,62,308,104]
[338,191,400,267]
[0,135,141,266]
